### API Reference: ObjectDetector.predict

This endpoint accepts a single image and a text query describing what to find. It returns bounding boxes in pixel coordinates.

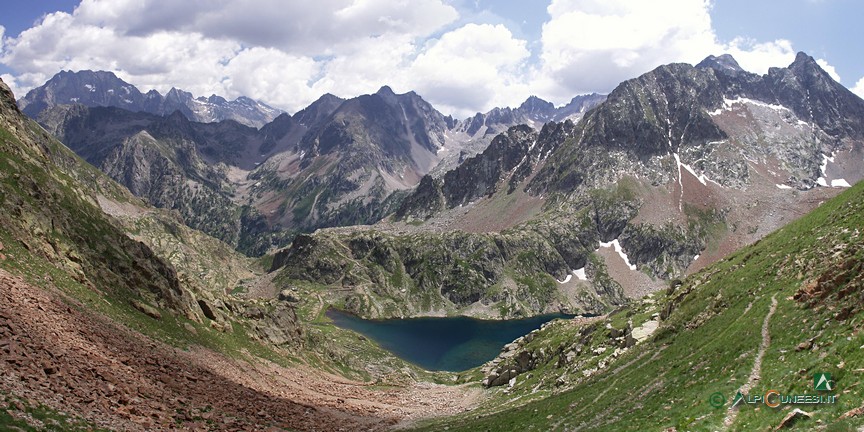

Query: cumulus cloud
[722,38,796,75]
[222,47,321,110]
[310,33,418,100]
[0,0,839,117]
[0,0,460,113]
[534,0,717,101]
[531,0,812,105]
[816,58,842,82]
[407,24,530,116]
[72,0,458,54]
[853,77,864,100]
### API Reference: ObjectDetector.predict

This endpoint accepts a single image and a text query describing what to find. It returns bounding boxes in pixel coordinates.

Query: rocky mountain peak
[791,51,818,67]
[696,54,743,72]
[787,51,833,81]
[165,87,190,101]
[376,85,396,96]
[518,95,555,114]
[207,94,228,105]
[316,93,344,104]
[292,93,345,128]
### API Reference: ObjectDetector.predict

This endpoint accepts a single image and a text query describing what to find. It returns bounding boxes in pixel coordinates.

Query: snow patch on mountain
[817,153,834,187]
[573,268,587,281]
[708,97,792,116]
[598,239,637,271]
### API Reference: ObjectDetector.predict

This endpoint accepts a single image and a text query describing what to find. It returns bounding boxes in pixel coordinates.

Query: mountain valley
[1,51,864,432]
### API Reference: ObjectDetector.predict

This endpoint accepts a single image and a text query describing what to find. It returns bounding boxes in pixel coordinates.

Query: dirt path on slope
[723,295,778,429]
[0,269,481,431]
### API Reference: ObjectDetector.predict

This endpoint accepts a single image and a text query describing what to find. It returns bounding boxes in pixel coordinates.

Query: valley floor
[0,269,481,431]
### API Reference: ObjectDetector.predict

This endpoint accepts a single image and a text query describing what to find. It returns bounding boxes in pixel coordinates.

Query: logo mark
[814,373,833,391]
[731,391,745,408]
[708,392,726,408]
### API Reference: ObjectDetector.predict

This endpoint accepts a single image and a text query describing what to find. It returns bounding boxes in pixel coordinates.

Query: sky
[0,0,862,118]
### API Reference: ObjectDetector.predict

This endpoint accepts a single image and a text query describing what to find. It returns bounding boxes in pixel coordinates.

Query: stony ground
[0,269,481,431]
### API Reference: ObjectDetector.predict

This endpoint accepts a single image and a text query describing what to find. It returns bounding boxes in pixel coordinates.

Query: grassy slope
[415,180,864,431]
[0,119,297,367]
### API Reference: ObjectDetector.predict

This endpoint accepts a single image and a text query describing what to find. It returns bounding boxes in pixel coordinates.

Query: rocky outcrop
[226,300,304,347]
[482,331,543,387]
[481,300,659,390]
[271,169,726,319]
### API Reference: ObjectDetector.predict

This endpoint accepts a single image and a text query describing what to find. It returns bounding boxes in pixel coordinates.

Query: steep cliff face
[270,226,628,319]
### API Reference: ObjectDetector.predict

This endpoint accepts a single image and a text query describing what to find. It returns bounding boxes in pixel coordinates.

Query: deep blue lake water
[326,309,574,372]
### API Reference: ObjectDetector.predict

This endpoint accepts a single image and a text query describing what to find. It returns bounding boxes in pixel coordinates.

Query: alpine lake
[326,309,575,372]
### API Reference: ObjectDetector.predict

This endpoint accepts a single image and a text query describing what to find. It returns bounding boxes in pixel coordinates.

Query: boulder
[775,409,811,430]
[278,289,300,303]
[515,351,533,371]
[130,299,161,320]
[489,369,518,387]
[252,304,303,346]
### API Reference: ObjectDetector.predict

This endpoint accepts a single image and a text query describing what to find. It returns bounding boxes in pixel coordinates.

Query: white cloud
[722,38,796,75]
[816,58,842,82]
[407,24,530,116]
[0,0,837,117]
[222,47,320,112]
[72,0,457,54]
[535,0,717,102]
[0,0,460,113]
[531,0,808,106]
[309,33,418,100]
[1,10,242,99]
[853,76,864,99]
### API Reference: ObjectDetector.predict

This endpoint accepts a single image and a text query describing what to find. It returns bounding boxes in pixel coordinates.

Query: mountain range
[270,52,864,318]
[17,70,284,128]
[16,53,864,315]
[22,70,606,255]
